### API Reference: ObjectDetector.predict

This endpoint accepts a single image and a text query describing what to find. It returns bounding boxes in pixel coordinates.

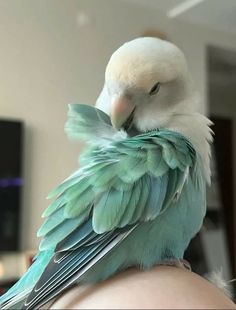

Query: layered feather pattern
[0,104,207,310]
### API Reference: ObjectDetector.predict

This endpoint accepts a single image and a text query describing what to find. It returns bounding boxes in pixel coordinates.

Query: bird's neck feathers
[135,93,213,183]
[169,110,213,184]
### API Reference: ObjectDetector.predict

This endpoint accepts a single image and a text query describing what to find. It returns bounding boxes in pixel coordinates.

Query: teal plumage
[0,103,208,309]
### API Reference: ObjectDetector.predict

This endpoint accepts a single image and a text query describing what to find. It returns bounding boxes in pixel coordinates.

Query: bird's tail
[0,291,30,310]
[0,249,54,309]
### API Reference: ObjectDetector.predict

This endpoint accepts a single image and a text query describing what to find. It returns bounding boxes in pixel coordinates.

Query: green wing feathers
[40,125,196,248]
[65,104,117,143]
[0,104,202,309]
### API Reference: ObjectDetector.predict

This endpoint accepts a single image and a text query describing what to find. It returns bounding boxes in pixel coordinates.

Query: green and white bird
[0,37,212,309]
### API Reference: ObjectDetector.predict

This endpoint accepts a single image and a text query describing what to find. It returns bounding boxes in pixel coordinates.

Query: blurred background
[0,0,235,299]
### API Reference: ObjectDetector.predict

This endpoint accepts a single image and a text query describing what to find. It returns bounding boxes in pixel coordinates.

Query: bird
[0,37,213,309]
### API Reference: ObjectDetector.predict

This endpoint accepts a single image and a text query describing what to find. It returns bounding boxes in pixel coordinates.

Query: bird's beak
[110,95,135,129]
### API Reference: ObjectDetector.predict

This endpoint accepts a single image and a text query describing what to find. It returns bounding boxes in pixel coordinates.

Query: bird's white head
[96,37,212,182]
[97,37,196,132]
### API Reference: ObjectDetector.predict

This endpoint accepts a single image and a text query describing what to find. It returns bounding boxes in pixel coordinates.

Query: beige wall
[0,0,236,250]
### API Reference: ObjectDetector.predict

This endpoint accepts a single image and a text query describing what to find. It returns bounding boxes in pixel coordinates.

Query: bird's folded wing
[22,129,196,309]
[1,131,197,309]
[39,129,195,250]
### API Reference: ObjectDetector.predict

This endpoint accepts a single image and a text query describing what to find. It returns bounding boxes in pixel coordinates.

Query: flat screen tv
[0,120,23,251]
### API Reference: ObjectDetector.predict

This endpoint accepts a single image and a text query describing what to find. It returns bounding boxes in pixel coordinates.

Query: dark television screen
[0,120,23,251]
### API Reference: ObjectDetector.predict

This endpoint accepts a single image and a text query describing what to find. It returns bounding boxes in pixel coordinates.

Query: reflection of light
[77,12,91,27]
[167,0,204,18]
[0,178,23,188]
[0,262,4,278]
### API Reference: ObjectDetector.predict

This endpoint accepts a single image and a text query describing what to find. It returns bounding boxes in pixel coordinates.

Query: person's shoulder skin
[51,265,236,309]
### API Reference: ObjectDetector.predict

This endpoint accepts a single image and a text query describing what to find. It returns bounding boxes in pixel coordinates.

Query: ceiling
[126,0,184,12]
[125,0,236,34]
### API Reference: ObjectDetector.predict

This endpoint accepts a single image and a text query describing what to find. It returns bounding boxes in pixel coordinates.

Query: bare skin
[50,265,236,309]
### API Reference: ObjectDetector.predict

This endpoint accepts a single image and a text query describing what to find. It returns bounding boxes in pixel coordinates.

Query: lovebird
[0,37,213,309]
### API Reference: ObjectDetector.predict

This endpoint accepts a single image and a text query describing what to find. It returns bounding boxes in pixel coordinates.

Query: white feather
[96,37,213,181]
[205,269,234,299]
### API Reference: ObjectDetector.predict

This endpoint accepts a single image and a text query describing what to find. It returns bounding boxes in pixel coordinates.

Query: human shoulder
[51,265,236,309]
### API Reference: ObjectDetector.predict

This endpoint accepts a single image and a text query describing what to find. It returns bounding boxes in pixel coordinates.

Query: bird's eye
[149,82,160,96]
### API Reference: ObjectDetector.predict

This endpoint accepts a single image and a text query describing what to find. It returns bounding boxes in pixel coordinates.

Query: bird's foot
[159,259,191,271]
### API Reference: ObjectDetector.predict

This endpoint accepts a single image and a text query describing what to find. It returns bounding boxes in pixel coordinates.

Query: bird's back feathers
[0,104,209,309]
